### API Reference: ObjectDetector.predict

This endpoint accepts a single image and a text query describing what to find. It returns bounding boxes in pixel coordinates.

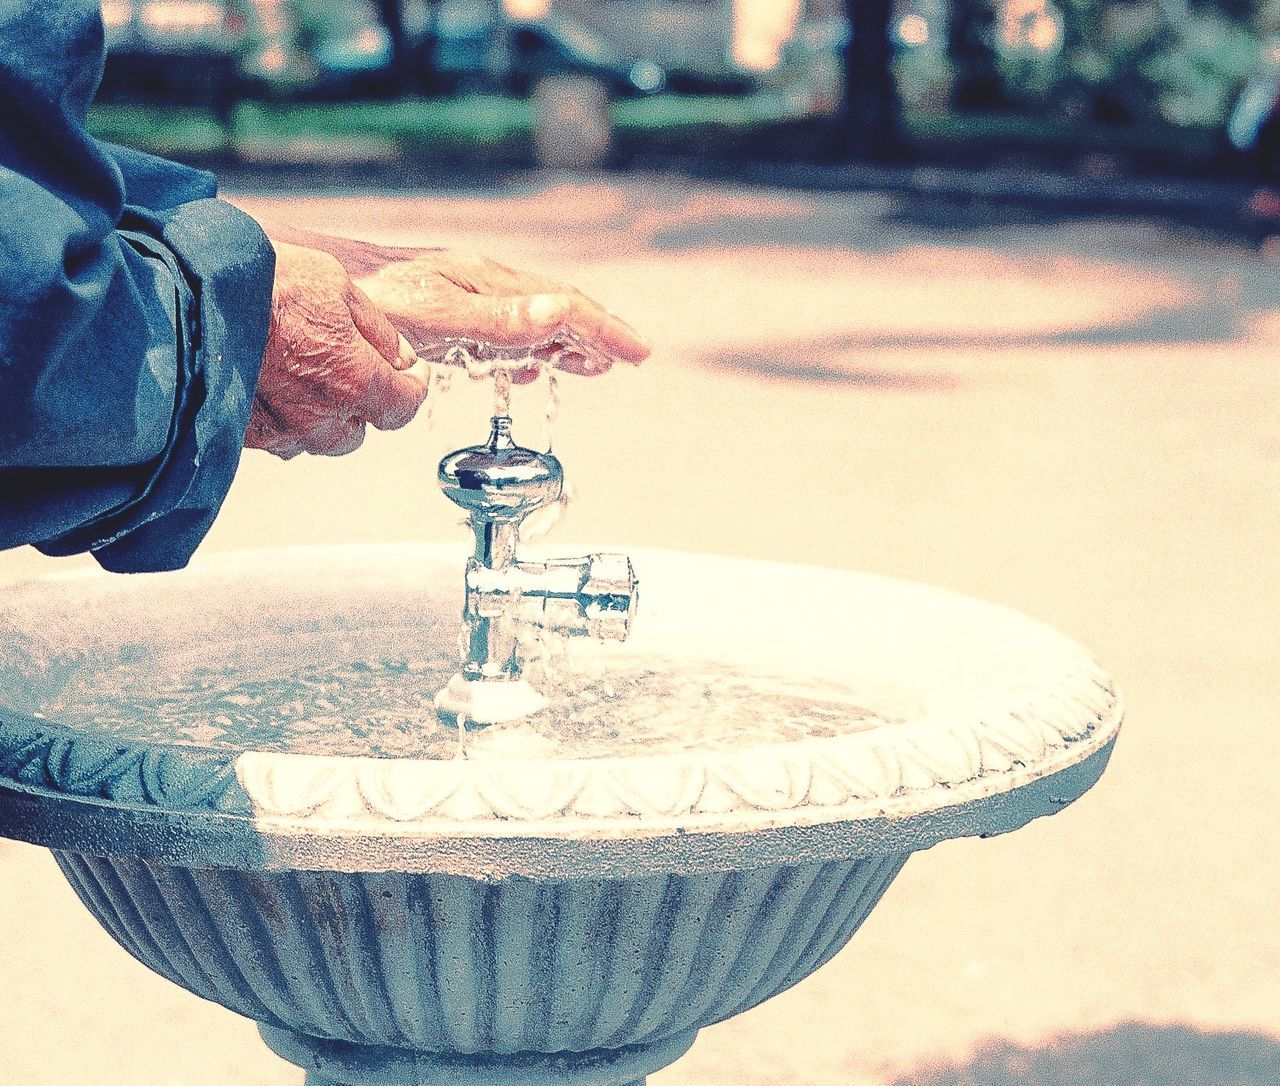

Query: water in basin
[37,631,903,761]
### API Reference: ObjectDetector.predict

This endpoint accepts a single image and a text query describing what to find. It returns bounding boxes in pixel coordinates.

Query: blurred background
[85,0,1280,207]
[3,2,1280,1086]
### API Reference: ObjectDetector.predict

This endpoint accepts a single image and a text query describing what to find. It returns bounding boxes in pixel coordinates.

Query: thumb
[362,351,431,432]
[347,283,417,369]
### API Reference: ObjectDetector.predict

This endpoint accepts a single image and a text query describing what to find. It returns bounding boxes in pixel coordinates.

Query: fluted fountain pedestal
[0,546,1121,1086]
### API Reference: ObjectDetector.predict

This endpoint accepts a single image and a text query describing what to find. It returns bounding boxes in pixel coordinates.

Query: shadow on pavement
[705,345,962,390]
[891,1022,1280,1086]
[643,191,1251,260]
[704,300,1248,377]
[699,304,1243,385]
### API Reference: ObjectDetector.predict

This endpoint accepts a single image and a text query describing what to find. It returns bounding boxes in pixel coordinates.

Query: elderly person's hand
[247,240,427,458]
[248,226,648,459]
[346,245,650,381]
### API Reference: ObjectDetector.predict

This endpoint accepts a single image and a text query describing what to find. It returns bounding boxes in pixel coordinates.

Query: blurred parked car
[98,0,247,118]
[507,13,667,98]
[431,3,667,99]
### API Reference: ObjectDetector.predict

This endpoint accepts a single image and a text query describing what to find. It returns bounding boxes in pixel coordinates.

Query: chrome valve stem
[435,416,637,725]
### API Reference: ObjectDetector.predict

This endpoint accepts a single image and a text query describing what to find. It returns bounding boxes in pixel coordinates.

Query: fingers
[550,355,609,377]
[537,340,617,376]
[253,242,438,462]
[348,287,429,431]
[451,290,650,364]
[247,346,426,459]
[355,250,651,372]
[347,283,406,366]
[430,336,619,384]
[396,333,418,369]
[348,282,429,377]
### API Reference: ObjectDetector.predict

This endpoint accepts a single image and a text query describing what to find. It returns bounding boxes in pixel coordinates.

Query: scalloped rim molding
[0,658,1120,840]
[0,547,1123,873]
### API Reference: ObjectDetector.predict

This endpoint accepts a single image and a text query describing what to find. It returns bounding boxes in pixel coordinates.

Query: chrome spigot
[435,416,637,725]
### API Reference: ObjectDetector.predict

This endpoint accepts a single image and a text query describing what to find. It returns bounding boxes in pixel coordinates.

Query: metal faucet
[434,415,637,725]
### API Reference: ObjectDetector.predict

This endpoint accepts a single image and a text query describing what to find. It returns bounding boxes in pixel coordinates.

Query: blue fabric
[0,1,274,572]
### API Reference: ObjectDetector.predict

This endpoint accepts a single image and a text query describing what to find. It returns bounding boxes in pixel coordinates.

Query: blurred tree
[369,0,446,96]
[837,0,901,159]
[949,0,1007,108]
[372,0,411,94]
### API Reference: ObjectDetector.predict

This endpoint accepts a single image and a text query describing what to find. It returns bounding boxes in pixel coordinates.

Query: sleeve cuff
[38,198,275,572]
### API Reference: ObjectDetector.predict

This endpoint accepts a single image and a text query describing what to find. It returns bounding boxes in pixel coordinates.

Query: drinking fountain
[0,413,1121,1086]
[434,415,636,726]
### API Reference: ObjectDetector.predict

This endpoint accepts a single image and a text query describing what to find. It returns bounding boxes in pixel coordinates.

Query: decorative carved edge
[0,654,1120,834]
[0,720,250,815]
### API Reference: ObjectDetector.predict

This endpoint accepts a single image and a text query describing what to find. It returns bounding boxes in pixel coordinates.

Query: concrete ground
[2,176,1278,1085]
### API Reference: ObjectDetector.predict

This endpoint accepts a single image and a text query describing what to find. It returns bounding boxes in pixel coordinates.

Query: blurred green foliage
[982,0,1265,128]
[84,93,783,161]
[1059,0,1259,126]
[88,95,533,158]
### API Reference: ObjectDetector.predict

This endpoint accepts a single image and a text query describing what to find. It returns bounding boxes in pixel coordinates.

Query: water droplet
[493,367,512,418]
[543,369,559,451]
[422,363,456,432]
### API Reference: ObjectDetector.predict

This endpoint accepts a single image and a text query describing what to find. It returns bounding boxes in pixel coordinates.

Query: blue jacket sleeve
[0,1,274,572]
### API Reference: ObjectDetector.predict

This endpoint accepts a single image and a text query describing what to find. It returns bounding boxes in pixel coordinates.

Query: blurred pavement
[2,176,1278,1085]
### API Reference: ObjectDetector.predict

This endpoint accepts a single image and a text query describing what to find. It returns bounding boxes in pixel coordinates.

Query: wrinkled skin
[247,225,648,459]
[247,241,425,459]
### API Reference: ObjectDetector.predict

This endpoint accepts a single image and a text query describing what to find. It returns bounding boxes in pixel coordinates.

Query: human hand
[266,227,650,384]
[353,249,650,383]
[246,240,429,459]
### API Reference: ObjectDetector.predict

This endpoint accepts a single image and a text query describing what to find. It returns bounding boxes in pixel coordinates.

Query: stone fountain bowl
[0,546,1121,1086]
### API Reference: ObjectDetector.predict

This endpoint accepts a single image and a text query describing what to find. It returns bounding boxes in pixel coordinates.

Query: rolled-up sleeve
[0,1,274,572]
